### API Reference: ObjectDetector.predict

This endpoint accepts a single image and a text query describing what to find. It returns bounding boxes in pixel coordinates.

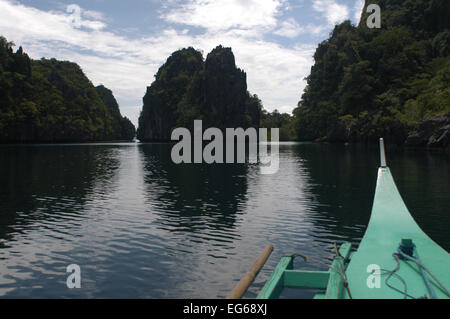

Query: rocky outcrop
[136,46,261,142]
[405,115,450,148]
[324,112,408,145]
[137,47,204,141]
[429,124,450,148]
[321,114,450,148]
[203,47,249,128]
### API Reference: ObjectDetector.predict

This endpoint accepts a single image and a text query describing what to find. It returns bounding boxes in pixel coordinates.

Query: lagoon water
[0,142,448,298]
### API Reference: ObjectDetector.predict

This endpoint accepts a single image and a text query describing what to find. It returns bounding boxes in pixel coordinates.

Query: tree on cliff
[260,109,295,141]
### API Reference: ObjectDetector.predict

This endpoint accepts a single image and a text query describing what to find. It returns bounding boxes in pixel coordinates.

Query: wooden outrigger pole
[227,245,274,299]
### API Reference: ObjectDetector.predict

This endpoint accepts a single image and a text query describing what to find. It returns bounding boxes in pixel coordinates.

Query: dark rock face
[405,116,450,148]
[306,111,449,149]
[326,112,408,145]
[137,47,204,141]
[137,46,261,142]
[432,125,450,148]
[203,47,248,128]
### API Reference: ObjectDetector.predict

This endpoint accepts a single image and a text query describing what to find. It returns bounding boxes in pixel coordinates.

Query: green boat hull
[344,166,450,299]
[258,143,449,299]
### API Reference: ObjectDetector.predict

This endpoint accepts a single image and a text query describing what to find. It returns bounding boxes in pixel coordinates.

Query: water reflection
[291,143,378,247]
[0,144,135,297]
[139,144,249,234]
[383,147,450,251]
[0,145,121,244]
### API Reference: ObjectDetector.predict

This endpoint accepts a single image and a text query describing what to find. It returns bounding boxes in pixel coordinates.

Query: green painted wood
[257,256,293,299]
[345,167,450,299]
[349,252,355,261]
[338,243,352,261]
[313,293,326,299]
[325,243,352,299]
[284,270,330,289]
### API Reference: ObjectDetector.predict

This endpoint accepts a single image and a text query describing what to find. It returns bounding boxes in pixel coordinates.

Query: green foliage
[260,109,296,141]
[293,0,450,143]
[0,36,135,142]
[95,85,136,140]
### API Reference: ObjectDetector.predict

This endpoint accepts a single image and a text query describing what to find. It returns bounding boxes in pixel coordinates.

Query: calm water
[0,143,448,298]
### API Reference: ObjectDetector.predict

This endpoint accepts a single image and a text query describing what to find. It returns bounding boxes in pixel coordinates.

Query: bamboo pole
[227,244,274,299]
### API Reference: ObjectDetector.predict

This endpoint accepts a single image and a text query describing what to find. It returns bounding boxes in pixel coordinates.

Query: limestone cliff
[137,46,261,141]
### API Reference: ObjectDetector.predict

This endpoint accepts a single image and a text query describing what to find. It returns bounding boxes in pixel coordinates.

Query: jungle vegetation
[0,36,135,143]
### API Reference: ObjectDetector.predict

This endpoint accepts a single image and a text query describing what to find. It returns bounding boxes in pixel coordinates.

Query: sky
[0,0,366,126]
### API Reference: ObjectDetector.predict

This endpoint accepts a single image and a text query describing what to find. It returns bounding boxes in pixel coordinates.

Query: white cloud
[273,18,329,38]
[66,4,106,30]
[162,0,286,31]
[307,24,329,35]
[273,18,303,38]
[312,0,349,25]
[83,9,106,22]
[0,0,316,124]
